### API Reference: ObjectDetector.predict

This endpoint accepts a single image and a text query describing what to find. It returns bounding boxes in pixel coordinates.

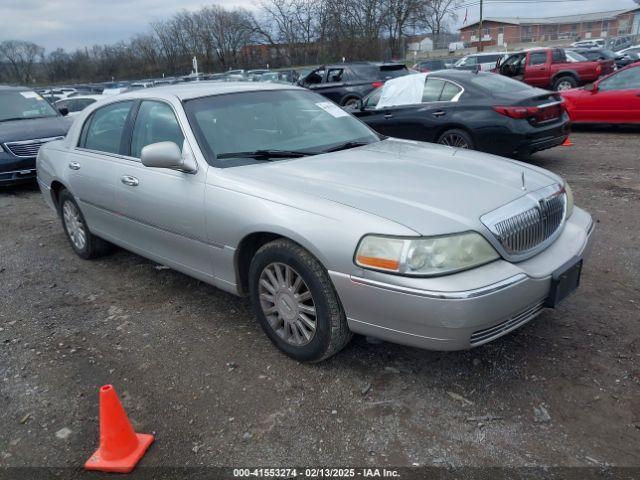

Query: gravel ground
[1,129,639,475]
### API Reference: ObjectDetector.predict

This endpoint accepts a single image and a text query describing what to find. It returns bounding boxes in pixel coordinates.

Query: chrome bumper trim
[344,273,528,300]
[1,168,36,175]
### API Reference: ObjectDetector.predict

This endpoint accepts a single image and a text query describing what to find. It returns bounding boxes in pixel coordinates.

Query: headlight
[355,232,499,276]
[564,182,574,218]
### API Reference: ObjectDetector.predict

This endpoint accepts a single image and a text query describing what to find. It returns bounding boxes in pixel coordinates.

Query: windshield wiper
[216,149,312,160]
[0,117,29,123]
[321,141,371,153]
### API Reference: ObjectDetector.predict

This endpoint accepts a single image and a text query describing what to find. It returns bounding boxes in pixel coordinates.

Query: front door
[574,67,640,123]
[525,51,550,87]
[113,100,212,278]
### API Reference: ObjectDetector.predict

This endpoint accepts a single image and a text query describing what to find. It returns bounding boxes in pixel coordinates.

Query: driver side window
[130,101,185,158]
[599,68,640,92]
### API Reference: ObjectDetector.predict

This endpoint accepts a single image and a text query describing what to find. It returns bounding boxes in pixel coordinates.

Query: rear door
[71,100,135,234]
[112,99,211,276]
[524,51,551,87]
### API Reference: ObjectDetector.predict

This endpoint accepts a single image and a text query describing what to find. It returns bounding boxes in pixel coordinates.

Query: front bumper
[0,156,37,186]
[330,207,594,351]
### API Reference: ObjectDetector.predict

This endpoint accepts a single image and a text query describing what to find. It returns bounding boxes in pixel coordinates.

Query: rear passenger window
[130,101,184,158]
[422,78,446,102]
[529,52,547,65]
[81,101,133,154]
[440,82,463,101]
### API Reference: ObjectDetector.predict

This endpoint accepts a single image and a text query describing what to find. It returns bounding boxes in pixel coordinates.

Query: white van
[453,53,503,72]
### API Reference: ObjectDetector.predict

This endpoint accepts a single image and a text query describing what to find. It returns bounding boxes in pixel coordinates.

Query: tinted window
[440,81,463,101]
[530,52,547,65]
[363,88,382,108]
[130,101,184,158]
[82,101,133,154]
[422,78,446,102]
[599,67,640,91]
[378,65,409,80]
[552,50,565,63]
[480,54,501,63]
[470,74,531,92]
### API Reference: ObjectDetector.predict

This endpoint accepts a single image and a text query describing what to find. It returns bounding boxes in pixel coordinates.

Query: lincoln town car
[37,83,594,361]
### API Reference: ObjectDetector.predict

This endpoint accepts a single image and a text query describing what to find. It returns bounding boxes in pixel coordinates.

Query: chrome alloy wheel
[556,80,573,91]
[62,200,87,250]
[258,262,317,346]
[439,133,470,149]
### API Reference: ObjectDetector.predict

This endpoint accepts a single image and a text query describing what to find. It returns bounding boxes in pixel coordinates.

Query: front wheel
[248,239,352,362]
[437,129,474,150]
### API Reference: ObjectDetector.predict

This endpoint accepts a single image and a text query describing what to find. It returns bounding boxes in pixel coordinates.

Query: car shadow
[0,180,39,195]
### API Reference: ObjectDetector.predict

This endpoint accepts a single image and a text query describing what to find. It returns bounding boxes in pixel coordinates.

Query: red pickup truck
[495,48,603,91]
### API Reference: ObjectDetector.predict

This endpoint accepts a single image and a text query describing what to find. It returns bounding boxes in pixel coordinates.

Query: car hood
[226,139,561,236]
[0,116,70,143]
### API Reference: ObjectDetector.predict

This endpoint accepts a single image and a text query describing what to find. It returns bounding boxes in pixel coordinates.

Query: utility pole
[477,0,484,52]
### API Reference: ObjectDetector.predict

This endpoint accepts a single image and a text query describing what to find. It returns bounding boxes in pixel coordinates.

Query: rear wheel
[58,189,112,259]
[249,239,352,362]
[437,129,474,150]
[553,76,577,91]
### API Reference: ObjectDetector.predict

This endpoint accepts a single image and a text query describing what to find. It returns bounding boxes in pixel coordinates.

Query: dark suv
[1,86,71,186]
[298,62,410,106]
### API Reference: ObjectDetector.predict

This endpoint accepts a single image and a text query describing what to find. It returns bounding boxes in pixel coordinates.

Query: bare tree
[0,40,44,83]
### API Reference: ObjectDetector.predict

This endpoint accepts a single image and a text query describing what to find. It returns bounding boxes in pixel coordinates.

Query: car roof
[55,94,103,102]
[0,85,30,92]
[115,81,302,101]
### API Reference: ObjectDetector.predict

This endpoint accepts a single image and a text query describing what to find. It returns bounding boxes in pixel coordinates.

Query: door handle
[384,114,394,119]
[432,111,446,117]
[68,162,80,170]
[121,175,139,187]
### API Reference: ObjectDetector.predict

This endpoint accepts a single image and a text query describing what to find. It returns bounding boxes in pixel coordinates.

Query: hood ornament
[521,171,527,191]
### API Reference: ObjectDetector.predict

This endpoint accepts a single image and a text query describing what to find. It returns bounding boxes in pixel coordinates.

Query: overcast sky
[1,0,638,51]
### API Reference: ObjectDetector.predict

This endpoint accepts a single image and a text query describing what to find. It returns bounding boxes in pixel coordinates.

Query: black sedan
[348,70,570,158]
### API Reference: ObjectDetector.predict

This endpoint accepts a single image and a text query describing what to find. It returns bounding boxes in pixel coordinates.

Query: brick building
[459,7,640,48]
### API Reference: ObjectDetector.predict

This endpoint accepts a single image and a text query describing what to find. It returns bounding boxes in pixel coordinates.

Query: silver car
[37,82,594,362]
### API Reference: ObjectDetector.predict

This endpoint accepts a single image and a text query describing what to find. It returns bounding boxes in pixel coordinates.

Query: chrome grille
[4,136,64,158]
[481,184,567,259]
[493,194,565,254]
[470,299,546,347]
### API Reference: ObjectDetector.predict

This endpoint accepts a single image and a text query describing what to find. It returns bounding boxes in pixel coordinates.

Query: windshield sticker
[20,91,43,100]
[316,102,349,118]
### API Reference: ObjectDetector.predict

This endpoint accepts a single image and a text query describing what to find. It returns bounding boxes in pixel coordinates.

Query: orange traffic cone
[84,385,154,473]
[562,136,574,147]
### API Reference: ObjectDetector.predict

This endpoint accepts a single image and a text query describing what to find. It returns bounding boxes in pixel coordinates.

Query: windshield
[184,89,379,167]
[0,90,59,121]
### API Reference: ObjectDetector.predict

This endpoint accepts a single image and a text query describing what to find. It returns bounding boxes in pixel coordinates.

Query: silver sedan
[37,82,594,361]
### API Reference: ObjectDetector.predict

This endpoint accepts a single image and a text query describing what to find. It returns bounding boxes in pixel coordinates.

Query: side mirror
[587,83,599,93]
[357,99,364,111]
[140,141,197,173]
[58,106,69,116]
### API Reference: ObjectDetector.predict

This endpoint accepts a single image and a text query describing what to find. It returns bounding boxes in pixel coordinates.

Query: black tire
[553,76,577,91]
[248,239,352,362]
[341,96,360,107]
[58,189,112,259]
[437,128,475,150]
